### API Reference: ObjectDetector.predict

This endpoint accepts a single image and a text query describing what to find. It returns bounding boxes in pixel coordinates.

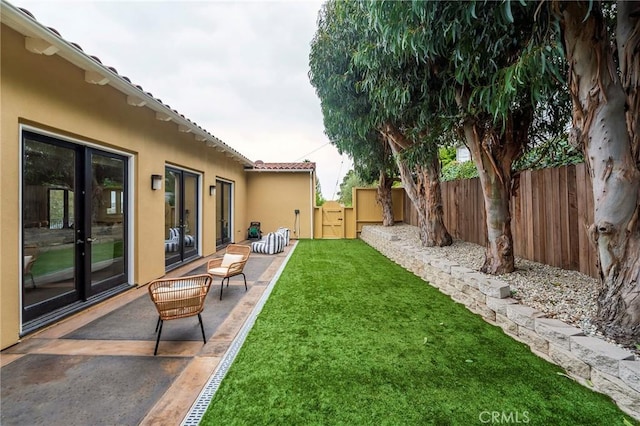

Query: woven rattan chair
[148,274,213,355]
[207,244,251,300]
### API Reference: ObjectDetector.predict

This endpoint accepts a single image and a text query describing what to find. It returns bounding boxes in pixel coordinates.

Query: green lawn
[201,239,637,425]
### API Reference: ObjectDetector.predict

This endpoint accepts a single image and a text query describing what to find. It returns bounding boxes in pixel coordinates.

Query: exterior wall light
[151,174,163,191]
[209,185,216,196]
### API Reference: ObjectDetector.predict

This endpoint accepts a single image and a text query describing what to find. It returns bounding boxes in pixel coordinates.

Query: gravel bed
[376,224,637,356]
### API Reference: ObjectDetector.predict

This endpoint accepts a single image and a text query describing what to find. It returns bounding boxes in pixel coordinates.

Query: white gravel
[380,224,637,356]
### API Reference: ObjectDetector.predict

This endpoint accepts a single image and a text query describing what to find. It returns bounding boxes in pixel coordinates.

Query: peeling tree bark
[557,0,640,345]
[377,171,395,226]
[457,93,532,275]
[382,123,452,247]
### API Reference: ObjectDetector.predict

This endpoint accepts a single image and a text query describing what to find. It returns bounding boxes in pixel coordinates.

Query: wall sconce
[209,185,216,196]
[151,174,163,191]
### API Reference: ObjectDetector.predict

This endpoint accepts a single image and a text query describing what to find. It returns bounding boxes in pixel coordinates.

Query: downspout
[310,170,314,239]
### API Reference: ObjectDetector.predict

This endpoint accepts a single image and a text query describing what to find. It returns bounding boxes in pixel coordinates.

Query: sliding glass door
[216,180,233,247]
[164,167,199,268]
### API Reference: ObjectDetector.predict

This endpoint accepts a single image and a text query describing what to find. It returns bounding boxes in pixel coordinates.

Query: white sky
[14,0,352,200]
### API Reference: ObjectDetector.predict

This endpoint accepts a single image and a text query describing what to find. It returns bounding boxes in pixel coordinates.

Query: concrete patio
[1,242,295,426]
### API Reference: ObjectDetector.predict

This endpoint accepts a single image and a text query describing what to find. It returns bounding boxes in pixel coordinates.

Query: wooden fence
[404,163,599,278]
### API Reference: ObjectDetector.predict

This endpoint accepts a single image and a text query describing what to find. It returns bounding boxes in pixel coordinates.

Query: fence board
[405,164,599,278]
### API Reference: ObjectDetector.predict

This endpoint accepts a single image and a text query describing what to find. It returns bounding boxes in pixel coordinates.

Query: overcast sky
[15,0,352,199]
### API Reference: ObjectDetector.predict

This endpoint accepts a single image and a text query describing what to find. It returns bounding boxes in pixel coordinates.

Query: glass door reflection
[89,151,126,294]
[22,138,79,318]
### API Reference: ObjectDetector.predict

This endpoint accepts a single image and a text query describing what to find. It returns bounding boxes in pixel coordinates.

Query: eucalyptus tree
[310,1,420,232]
[361,1,564,274]
[309,0,396,225]
[551,1,640,344]
[315,0,452,247]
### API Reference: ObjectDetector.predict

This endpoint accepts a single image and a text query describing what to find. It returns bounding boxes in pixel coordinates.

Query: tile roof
[3,3,253,166]
[251,160,316,171]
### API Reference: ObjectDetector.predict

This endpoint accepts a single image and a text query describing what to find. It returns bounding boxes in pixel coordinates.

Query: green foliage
[315,179,325,206]
[441,160,479,181]
[441,136,584,181]
[309,1,396,182]
[337,169,373,206]
[439,146,457,168]
[201,240,632,425]
[515,136,584,171]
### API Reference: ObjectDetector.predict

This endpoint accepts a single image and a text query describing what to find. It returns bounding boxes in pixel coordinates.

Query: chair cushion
[155,282,201,297]
[276,227,290,246]
[208,266,229,276]
[221,253,245,267]
[154,282,203,311]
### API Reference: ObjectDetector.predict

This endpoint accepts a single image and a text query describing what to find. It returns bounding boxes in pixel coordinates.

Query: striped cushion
[165,228,180,252]
[276,227,290,246]
[165,227,196,250]
[251,232,285,255]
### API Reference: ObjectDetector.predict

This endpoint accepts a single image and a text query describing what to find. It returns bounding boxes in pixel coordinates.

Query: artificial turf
[201,239,637,425]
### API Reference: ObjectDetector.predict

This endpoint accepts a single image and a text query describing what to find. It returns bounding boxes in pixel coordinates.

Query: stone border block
[619,360,640,393]
[451,265,476,280]
[421,265,439,283]
[451,291,473,307]
[451,277,469,292]
[472,302,496,322]
[462,286,485,303]
[570,336,635,376]
[486,297,518,316]
[506,304,544,330]
[518,326,549,354]
[431,258,459,274]
[549,344,591,379]
[591,369,640,418]
[535,318,584,351]
[496,313,518,336]
[478,278,510,299]
[465,272,487,289]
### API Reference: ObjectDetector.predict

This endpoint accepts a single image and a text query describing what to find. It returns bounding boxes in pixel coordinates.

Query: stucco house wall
[0,10,253,348]
[246,165,316,239]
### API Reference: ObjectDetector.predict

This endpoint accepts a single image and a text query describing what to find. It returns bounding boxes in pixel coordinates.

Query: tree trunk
[377,171,395,226]
[456,87,531,274]
[382,124,452,247]
[423,154,453,246]
[558,1,640,344]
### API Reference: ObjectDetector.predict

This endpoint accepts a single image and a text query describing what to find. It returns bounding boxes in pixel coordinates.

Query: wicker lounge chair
[207,244,251,300]
[148,274,212,355]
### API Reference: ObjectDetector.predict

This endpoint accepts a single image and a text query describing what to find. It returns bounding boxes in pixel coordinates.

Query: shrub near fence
[404,163,599,278]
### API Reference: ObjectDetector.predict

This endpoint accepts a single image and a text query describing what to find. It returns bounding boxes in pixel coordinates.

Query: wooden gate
[321,201,344,239]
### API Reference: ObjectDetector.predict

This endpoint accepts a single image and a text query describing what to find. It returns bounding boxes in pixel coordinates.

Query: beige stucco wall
[1,24,248,349]
[246,171,315,239]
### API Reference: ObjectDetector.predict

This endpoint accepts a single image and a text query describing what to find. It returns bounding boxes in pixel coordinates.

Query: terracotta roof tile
[252,160,315,171]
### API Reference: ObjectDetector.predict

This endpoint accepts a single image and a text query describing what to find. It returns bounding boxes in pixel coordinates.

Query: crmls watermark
[478,411,531,424]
